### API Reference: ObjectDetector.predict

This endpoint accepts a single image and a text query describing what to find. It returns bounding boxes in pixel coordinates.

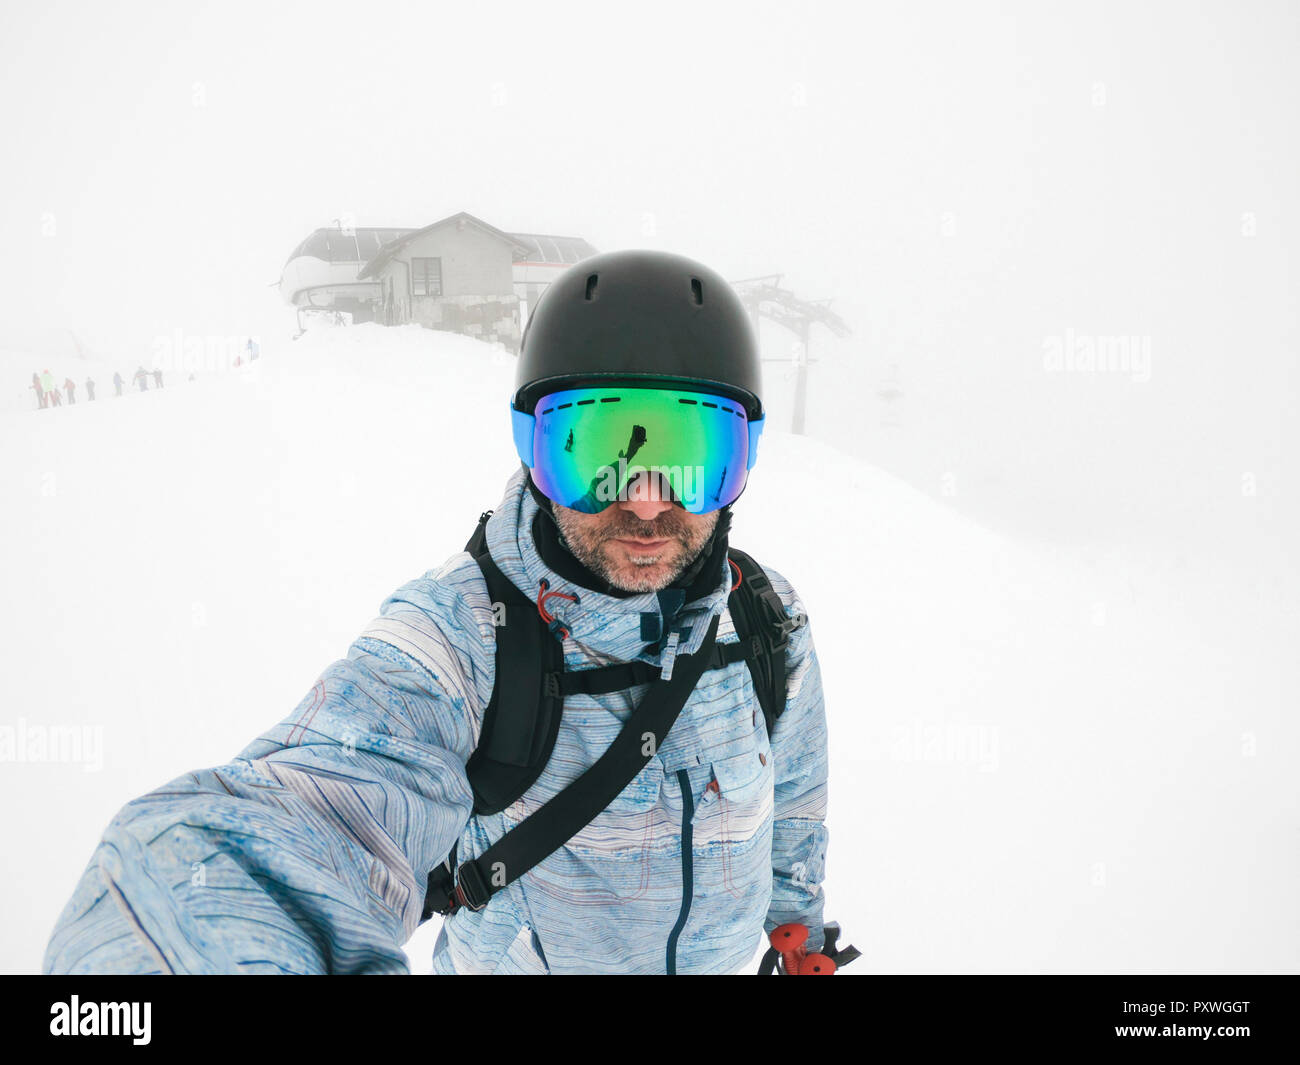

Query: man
[85,376,96,401]
[44,250,836,975]
[113,370,124,397]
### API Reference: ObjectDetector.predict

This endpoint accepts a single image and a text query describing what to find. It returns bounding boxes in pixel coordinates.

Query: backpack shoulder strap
[462,510,566,817]
[725,547,804,739]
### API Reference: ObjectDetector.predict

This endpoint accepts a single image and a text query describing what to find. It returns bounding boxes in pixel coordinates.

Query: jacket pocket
[691,745,776,907]
[606,756,664,812]
[535,757,664,904]
[565,755,663,852]
[693,741,774,830]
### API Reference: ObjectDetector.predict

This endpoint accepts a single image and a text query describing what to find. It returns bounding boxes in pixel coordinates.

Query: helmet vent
[584,273,599,300]
[690,277,704,305]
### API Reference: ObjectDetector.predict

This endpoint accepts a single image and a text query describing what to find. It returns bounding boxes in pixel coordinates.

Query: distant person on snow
[85,377,96,402]
[133,367,149,392]
[43,250,856,978]
[31,372,46,409]
[152,368,163,388]
[113,371,125,397]
[64,378,76,405]
[44,369,62,407]
[246,337,259,361]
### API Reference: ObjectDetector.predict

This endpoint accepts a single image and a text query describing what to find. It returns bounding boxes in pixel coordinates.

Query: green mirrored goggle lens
[515,386,759,514]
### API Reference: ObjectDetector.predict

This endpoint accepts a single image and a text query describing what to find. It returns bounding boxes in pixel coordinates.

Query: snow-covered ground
[1,323,1295,974]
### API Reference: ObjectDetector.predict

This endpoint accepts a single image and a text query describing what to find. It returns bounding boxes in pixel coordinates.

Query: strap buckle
[745,574,801,654]
[423,856,457,919]
[452,861,491,912]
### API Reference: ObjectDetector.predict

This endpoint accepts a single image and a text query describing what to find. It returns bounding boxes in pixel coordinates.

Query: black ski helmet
[513,249,763,419]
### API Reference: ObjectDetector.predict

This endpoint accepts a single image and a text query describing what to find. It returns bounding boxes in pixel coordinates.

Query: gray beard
[551,505,716,593]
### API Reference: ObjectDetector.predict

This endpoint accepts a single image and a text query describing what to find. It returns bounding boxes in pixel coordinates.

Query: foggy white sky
[2,0,1295,554]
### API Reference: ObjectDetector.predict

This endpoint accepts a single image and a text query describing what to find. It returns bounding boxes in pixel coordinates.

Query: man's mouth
[615,537,670,554]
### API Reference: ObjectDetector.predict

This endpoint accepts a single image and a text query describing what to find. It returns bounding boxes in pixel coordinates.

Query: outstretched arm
[43,574,491,974]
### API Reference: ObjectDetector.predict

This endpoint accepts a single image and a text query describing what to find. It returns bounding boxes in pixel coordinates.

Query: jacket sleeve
[763,575,831,953]
[42,572,491,974]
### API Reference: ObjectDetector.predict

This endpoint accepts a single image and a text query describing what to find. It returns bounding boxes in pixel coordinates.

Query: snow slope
[1,323,1295,974]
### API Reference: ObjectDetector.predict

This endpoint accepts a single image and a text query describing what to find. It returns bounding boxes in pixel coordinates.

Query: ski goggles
[511,384,765,514]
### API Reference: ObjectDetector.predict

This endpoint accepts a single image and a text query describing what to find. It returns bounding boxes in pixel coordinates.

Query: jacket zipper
[666,768,694,974]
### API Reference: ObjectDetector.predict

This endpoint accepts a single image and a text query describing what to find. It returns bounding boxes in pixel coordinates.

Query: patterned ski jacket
[44,467,829,974]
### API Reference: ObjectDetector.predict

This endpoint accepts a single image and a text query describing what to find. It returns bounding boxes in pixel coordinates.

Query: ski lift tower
[877,362,905,428]
[730,274,851,435]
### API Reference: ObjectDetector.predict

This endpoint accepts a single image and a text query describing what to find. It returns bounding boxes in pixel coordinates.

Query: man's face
[550,471,719,594]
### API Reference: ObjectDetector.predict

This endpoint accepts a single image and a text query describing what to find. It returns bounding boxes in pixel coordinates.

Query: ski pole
[768,923,837,975]
[770,922,807,973]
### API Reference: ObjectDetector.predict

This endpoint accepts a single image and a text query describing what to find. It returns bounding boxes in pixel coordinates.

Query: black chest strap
[426,614,720,917]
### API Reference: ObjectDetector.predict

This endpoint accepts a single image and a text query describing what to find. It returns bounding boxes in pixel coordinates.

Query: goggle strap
[746,415,765,471]
[511,404,535,467]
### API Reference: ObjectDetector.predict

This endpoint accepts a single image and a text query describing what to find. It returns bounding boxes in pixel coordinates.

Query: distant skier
[246,337,259,361]
[40,368,56,398]
[64,378,76,405]
[113,371,125,397]
[85,377,96,402]
[31,372,46,409]
[152,368,163,389]
[133,366,149,392]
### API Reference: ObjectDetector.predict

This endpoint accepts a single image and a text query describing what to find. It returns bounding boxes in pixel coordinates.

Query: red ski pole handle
[768,923,837,974]
[797,951,836,975]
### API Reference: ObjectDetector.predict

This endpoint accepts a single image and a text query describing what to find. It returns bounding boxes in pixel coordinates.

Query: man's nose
[620,471,675,522]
